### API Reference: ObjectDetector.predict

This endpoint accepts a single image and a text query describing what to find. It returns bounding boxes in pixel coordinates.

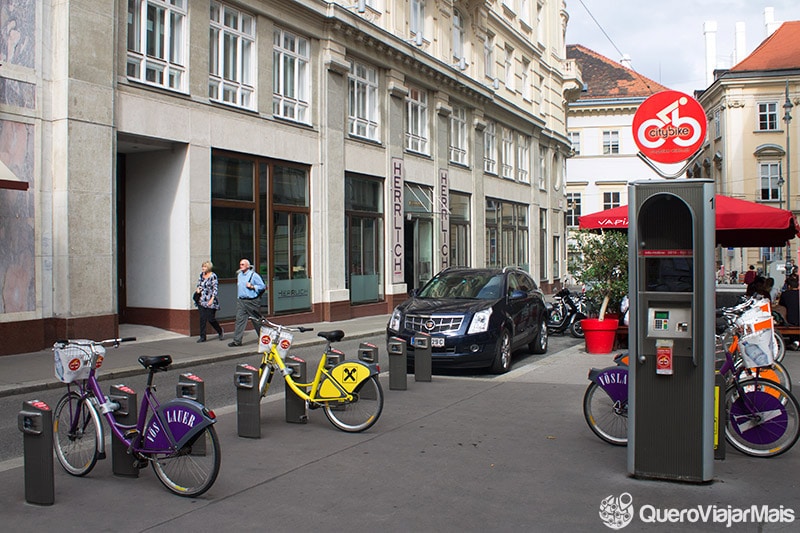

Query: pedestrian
[228,258,266,347]
[195,261,224,343]
[779,275,800,350]
[743,265,757,285]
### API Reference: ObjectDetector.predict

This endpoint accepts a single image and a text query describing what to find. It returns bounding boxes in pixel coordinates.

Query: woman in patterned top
[195,261,224,342]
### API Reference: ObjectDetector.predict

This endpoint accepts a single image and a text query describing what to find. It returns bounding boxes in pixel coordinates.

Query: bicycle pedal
[123,429,139,440]
[308,402,322,410]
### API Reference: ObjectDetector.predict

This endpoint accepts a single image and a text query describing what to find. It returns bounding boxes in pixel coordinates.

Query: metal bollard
[358,342,379,364]
[177,373,206,454]
[235,363,261,438]
[108,384,138,477]
[18,400,54,505]
[285,356,308,424]
[325,348,344,368]
[387,337,407,390]
[413,332,432,382]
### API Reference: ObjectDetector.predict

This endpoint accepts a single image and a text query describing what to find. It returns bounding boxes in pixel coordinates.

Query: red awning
[578,195,800,248]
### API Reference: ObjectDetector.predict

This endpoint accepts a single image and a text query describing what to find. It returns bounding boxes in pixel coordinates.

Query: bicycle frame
[65,347,214,459]
[257,323,379,404]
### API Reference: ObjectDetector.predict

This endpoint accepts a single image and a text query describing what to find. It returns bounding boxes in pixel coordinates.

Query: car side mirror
[409,288,420,297]
[509,289,527,300]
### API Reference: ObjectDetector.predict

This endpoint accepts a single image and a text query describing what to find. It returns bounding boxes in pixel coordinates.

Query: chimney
[704,21,717,87]
[734,22,746,65]
[764,7,781,36]
[620,54,632,69]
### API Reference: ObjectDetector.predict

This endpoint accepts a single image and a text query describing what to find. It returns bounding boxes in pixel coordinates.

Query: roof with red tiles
[566,44,671,101]
[730,20,800,72]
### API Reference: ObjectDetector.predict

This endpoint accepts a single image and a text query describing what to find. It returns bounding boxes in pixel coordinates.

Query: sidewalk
[0,314,392,398]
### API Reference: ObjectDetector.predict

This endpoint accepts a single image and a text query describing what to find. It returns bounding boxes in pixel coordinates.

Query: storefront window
[346,176,384,304]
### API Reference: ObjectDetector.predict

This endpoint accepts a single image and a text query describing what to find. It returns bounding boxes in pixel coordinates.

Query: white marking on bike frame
[734,409,783,433]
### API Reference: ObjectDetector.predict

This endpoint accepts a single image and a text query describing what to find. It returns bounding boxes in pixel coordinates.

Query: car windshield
[417,272,504,299]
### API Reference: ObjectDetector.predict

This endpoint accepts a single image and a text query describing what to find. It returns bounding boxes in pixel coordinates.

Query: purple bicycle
[52,338,220,496]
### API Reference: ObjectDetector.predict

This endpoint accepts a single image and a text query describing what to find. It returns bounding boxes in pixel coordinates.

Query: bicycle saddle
[138,355,173,370]
[317,330,345,343]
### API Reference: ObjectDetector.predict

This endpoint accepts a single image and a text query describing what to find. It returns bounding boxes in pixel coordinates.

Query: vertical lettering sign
[392,158,404,284]
[439,169,449,269]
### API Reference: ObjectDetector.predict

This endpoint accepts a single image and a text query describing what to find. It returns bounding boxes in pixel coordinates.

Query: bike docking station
[627,91,716,483]
[108,384,139,477]
[412,332,432,382]
[235,363,262,438]
[177,373,207,454]
[387,336,407,390]
[18,399,54,505]
[285,356,308,423]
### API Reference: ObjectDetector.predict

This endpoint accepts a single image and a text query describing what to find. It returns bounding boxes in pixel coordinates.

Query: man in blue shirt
[228,258,266,347]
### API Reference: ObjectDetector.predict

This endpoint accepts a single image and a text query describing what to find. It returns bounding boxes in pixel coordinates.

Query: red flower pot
[581,318,619,354]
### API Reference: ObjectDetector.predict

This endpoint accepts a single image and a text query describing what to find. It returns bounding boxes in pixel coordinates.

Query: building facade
[564,44,670,278]
[0,0,580,355]
[696,21,800,280]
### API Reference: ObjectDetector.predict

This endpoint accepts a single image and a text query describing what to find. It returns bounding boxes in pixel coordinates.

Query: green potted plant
[573,230,629,353]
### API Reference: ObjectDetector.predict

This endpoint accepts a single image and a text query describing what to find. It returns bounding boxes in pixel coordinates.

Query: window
[348,59,380,141]
[520,0,530,26]
[538,144,547,190]
[552,235,560,279]
[501,127,514,179]
[757,102,778,131]
[714,109,721,138]
[539,208,547,279]
[449,192,471,267]
[760,162,782,201]
[536,1,544,43]
[568,131,580,155]
[504,46,514,87]
[566,193,581,226]
[485,199,528,271]
[273,28,311,123]
[346,176,384,304]
[410,0,425,41]
[209,1,255,109]
[521,59,530,100]
[484,120,497,174]
[127,0,187,91]
[484,32,495,79]
[603,130,620,154]
[211,153,311,315]
[603,191,621,210]
[452,9,464,63]
[450,105,468,165]
[517,134,530,183]
[406,86,429,154]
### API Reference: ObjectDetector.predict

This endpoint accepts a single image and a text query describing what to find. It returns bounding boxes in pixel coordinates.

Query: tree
[573,230,628,321]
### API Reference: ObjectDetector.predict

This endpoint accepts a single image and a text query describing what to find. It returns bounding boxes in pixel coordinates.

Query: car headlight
[467,308,492,334]
[388,309,402,332]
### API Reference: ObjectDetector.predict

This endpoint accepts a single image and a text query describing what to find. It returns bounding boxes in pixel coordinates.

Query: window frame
[449,104,468,165]
[759,161,782,201]
[405,86,429,154]
[126,0,188,92]
[347,59,381,141]
[273,27,311,124]
[484,120,498,174]
[602,130,620,155]
[209,1,256,110]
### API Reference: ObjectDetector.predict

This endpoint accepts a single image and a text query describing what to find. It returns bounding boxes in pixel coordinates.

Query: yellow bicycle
[255,318,383,432]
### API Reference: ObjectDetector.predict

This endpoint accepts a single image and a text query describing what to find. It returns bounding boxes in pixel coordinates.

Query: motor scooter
[546,287,586,338]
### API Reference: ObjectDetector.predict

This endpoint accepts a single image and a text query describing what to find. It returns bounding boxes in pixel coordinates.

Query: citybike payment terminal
[628,179,715,483]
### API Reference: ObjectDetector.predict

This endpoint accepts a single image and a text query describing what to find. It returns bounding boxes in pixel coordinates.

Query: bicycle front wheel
[324,375,384,432]
[725,378,800,457]
[53,391,101,476]
[151,425,221,497]
[583,382,628,446]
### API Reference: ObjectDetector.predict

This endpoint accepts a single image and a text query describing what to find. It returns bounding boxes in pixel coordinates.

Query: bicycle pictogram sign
[633,90,707,164]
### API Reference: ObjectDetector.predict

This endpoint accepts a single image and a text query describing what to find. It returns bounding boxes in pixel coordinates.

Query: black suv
[386,267,548,373]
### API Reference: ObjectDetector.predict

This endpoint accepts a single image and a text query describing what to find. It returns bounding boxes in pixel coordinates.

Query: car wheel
[490,329,512,374]
[529,320,548,354]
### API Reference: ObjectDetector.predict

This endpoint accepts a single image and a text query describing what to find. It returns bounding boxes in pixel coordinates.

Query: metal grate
[404,314,463,334]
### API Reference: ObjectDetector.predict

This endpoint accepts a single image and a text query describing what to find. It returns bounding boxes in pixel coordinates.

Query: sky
[565,0,800,95]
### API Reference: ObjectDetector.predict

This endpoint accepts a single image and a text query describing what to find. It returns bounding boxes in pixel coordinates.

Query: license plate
[431,337,445,347]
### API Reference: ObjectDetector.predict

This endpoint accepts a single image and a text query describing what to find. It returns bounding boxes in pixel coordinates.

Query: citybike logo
[632,90,707,164]
[599,493,796,529]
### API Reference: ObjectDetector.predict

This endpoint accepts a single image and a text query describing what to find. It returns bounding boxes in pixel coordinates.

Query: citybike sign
[632,90,707,164]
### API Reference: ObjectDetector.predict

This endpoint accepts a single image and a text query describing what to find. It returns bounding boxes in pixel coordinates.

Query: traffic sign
[633,91,707,164]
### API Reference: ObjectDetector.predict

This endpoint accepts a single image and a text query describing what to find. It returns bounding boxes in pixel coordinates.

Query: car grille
[404,314,463,334]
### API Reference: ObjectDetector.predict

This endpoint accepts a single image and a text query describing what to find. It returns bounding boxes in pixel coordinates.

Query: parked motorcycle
[546,287,586,338]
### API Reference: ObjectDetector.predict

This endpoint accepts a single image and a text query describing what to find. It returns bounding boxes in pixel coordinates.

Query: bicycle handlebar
[55,337,137,347]
[250,316,314,333]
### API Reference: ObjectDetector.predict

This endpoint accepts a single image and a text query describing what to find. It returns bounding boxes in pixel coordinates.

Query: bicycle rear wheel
[583,382,628,446]
[151,425,221,497]
[323,375,384,432]
[725,378,800,457]
[53,391,101,476]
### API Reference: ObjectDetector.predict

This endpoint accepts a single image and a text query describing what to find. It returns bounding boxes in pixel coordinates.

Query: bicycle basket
[53,343,104,383]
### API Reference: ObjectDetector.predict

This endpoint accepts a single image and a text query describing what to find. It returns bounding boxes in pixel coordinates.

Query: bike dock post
[413,332,432,382]
[234,363,261,438]
[177,373,206,454]
[285,356,308,424]
[109,384,139,477]
[387,337,407,390]
[18,400,54,505]
[714,371,726,460]
[358,342,379,364]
